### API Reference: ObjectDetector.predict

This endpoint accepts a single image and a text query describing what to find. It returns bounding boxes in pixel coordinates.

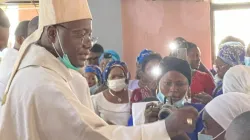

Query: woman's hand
[144,102,161,123]
[193,92,213,104]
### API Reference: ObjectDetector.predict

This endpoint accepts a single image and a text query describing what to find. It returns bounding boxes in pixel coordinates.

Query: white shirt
[91,91,131,125]
[128,80,140,91]
[0,48,18,105]
[0,44,170,140]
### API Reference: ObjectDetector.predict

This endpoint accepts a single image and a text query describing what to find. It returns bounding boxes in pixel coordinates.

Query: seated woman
[91,61,131,125]
[200,92,250,139]
[213,42,245,98]
[84,65,103,95]
[134,49,153,80]
[96,50,120,93]
[129,51,162,103]
[135,57,204,140]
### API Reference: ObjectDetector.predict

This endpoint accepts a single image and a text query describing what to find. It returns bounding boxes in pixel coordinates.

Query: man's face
[86,52,101,65]
[0,26,9,51]
[187,47,201,69]
[49,19,92,67]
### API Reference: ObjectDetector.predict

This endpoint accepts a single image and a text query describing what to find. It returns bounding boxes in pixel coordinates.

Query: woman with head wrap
[213,42,245,97]
[223,65,250,94]
[98,50,120,71]
[200,92,250,140]
[91,61,131,125]
[135,49,153,80]
[84,65,103,95]
[143,57,204,140]
[128,49,153,91]
[129,51,162,103]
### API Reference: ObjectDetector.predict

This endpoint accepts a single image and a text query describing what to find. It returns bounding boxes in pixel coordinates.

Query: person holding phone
[129,52,162,102]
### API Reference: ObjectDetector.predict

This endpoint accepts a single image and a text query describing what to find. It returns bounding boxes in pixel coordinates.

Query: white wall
[88,0,123,58]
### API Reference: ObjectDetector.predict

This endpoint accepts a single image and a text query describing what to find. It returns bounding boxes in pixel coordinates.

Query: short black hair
[15,20,30,38]
[141,53,162,72]
[28,16,39,36]
[174,37,186,42]
[186,42,198,52]
[90,43,104,53]
[0,8,10,28]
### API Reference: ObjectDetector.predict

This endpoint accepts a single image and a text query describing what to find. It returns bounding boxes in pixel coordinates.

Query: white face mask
[198,128,225,140]
[107,78,127,92]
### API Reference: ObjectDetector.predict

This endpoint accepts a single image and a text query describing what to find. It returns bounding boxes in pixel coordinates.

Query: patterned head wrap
[218,42,245,66]
[84,65,103,84]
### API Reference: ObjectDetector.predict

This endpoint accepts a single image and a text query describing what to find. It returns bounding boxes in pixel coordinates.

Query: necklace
[109,90,122,103]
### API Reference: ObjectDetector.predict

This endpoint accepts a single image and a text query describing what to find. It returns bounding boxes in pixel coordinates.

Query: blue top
[185,103,204,140]
[213,81,223,98]
[128,103,205,140]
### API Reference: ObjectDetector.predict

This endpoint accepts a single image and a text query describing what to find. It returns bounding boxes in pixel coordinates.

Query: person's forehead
[85,72,96,77]
[89,52,100,57]
[145,59,160,68]
[61,19,92,31]
[110,67,124,74]
[160,71,187,82]
[189,47,200,53]
[0,27,9,37]
[216,57,226,65]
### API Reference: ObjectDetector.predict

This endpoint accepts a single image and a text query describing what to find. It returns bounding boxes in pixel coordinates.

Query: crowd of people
[0,0,250,140]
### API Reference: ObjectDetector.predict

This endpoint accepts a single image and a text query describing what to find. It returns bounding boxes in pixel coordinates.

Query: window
[211,1,250,61]
[214,9,250,55]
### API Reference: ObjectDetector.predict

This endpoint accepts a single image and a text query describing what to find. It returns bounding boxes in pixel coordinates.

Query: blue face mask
[156,85,185,108]
[173,98,185,108]
[52,30,80,71]
[245,57,250,66]
[198,129,225,140]
[198,133,213,140]
[90,84,99,95]
[157,91,166,103]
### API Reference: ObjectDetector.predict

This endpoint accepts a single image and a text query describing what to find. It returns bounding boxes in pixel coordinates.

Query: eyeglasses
[56,25,98,44]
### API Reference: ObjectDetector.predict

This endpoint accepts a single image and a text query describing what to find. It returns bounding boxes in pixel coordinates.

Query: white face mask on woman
[107,78,127,92]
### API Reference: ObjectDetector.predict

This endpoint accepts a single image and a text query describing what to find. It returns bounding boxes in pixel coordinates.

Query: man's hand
[144,102,161,123]
[165,106,198,138]
[193,92,213,104]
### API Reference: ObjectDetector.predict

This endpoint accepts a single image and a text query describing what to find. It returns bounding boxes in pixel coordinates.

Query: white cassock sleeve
[34,84,170,140]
